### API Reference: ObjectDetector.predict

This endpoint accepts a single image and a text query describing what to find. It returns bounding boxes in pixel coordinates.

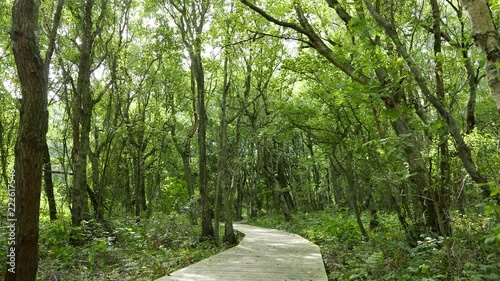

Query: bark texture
[461,0,500,110]
[8,0,47,279]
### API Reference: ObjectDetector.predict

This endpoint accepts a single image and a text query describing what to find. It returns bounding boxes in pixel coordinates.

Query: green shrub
[36,213,226,280]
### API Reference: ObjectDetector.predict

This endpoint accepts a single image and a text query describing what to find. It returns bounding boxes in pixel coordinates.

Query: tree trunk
[249,165,258,219]
[181,152,197,223]
[0,121,11,189]
[269,151,292,221]
[89,151,104,222]
[43,144,57,221]
[215,55,231,244]
[462,46,479,134]
[124,157,132,213]
[6,0,63,276]
[170,79,198,223]
[461,0,500,110]
[165,0,214,241]
[431,0,452,237]
[388,107,437,231]
[224,116,241,245]
[333,151,369,240]
[235,172,244,221]
[329,155,346,207]
[194,52,214,239]
[306,140,321,210]
[134,153,141,221]
[139,155,147,211]
[71,0,98,226]
[7,1,48,279]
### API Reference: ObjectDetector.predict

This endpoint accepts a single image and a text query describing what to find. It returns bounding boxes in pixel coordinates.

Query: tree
[7,0,62,279]
[63,0,109,226]
[122,57,160,220]
[238,0,440,236]
[239,0,499,237]
[363,0,491,198]
[164,0,214,240]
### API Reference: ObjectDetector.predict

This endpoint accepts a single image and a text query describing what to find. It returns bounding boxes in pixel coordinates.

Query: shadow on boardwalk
[156,223,328,281]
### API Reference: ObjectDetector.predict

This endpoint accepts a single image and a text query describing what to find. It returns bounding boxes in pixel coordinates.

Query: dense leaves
[1,0,499,280]
[19,214,225,280]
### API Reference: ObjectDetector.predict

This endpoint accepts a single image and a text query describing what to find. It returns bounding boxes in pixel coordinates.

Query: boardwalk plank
[155,223,328,281]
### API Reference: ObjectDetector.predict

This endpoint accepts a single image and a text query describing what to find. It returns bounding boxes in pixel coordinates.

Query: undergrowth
[1,213,227,281]
[249,210,500,281]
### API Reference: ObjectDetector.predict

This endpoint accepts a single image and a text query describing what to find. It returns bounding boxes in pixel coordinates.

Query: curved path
[155,223,328,281]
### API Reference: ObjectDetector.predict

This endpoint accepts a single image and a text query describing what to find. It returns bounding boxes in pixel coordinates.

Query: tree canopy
[0,0,499,280]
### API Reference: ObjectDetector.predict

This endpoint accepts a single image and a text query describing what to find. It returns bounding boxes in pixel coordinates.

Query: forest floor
[155,223,327,281]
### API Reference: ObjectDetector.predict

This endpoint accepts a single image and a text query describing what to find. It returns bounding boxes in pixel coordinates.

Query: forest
[0,0,500,280]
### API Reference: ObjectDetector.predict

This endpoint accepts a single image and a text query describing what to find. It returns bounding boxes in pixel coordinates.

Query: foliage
[159,177,190,213]
[249,210,500,281]
[17,213,227,281]
[2,0,500,279]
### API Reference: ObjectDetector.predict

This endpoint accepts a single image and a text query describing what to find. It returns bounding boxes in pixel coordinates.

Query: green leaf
[430,119,445,130]
[485,236,496,244]
[490,188,500,197]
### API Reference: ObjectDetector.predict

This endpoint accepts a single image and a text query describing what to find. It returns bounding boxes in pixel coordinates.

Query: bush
[36,213,226,281]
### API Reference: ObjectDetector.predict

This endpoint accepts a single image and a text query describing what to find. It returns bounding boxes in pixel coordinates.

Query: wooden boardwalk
[155,223,328,281]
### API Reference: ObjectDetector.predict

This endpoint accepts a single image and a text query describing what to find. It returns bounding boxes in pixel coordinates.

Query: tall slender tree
[66,0,108,226]
[164,0,214,240]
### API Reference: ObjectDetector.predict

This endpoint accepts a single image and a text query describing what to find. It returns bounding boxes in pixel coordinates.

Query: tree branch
[247,30,313,47]
[294,5,370,84]
[325,0,353,26]
[44,0,64,76]
[364,0,491,190]
[239,0,307,34]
